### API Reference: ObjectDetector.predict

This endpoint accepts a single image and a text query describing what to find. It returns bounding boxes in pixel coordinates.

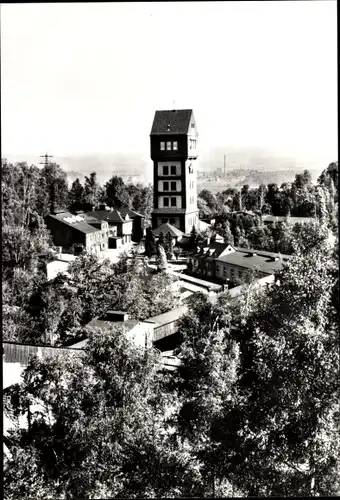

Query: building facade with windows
[45,210,109,254]
[150,109,199,234]
[187,240,290,286]
[87,207,133,246]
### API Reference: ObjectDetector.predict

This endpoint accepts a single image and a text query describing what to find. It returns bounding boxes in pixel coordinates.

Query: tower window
[166,141,172,150]
[191,123,195,128]
[173,141,178,150]
[163,166,169,175]
[160,141,165,150]
[170,165,176,175]
[171,197,177,207]
[163,197,170,207]
[170,181,176,191]
[163,181,169,191]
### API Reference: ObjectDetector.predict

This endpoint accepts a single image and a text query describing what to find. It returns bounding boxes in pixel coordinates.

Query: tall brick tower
[150,109,199,234]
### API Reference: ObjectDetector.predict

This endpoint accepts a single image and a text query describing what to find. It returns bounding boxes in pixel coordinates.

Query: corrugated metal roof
[150,109,193,135]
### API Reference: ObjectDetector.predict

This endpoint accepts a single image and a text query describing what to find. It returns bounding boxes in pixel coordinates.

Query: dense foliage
[196,162,338,253]
[3,158,339,497]
[2,158,156,346]
[5,220,339,497]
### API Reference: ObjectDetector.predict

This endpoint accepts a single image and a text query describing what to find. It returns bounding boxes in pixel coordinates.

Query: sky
[1,1,338,163]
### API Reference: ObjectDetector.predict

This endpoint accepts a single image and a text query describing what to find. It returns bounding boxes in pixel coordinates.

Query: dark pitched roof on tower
[150,109,193,135]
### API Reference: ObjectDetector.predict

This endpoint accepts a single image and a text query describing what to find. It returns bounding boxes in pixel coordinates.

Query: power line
[39,153,53,168]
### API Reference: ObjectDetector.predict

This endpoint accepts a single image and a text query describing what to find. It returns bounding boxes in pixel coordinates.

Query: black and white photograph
[2,1,338,498]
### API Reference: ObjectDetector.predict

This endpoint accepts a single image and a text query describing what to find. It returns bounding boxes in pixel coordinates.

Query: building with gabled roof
[45,210,109,254]
[187,240,291,285]
[87,206,133,245]
[69,310,154,349]
[115,207,145,242]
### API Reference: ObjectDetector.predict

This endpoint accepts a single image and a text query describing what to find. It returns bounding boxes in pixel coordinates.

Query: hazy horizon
[1,2,337,164]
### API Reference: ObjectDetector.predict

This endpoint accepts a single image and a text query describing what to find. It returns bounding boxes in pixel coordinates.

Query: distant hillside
[4,153,154,186]
[4,146,331,189]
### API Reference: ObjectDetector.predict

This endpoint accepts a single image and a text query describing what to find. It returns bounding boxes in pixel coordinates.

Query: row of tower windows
[160,141,178,151]
[189,180,194,189]
[189,196,195,204]
[163,165,177,176]
[163,197,178,208]
[159,140,196,151]
[163,181,177,191]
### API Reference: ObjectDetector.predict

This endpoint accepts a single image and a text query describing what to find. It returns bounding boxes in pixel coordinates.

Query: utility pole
[39,153,55,212]
[39,153,53,168]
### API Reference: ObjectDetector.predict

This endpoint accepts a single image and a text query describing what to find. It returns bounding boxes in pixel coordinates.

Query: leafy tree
[68,178,85,211]
[84,172,104,208]
[213,218,234,245]
[139,184,153,218]
[158,231,165,247]
[164,232,175,260]
[2,224,52,275]
[5,325,217,498]
[156,241,168,271]
[144,227,157,258]
[104,175,129,208]
[213,236,339,496]
[198,189,218,214]
[173,292,242,495]
[189,225,199,247]
[197,196,214,219]
[41,162,69,212]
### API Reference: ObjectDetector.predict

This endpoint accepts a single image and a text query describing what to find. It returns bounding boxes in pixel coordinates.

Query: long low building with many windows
[187,240,291,286]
